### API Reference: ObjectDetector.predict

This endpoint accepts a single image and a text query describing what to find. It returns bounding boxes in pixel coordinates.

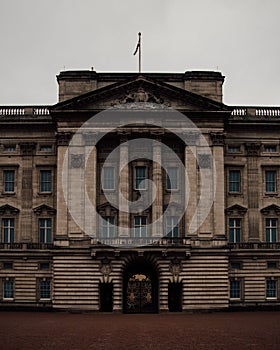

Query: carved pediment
[261,204,280,215]
[97,202,118,216]
[33,204,56,215]
[0,204,20,215]
[225,204,247,215]
[51,76,230,114]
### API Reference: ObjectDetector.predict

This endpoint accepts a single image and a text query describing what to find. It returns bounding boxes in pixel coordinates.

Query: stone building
[0,70,280,312]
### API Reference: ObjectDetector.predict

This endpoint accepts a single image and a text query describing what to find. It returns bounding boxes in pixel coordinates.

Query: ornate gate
[126,274,154,313]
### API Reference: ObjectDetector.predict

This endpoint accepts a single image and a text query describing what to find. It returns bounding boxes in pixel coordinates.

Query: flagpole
[138,32,141,74]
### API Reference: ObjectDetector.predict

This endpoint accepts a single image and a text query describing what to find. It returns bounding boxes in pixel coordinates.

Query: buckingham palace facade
[0,70,280,313]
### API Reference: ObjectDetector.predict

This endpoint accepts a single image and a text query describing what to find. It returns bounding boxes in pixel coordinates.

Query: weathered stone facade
[0,70,280,312]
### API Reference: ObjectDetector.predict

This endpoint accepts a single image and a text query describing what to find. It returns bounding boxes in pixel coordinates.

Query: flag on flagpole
[133,32,141,55]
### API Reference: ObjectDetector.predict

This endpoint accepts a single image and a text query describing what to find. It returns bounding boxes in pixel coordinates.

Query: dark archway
[123,258,158,313]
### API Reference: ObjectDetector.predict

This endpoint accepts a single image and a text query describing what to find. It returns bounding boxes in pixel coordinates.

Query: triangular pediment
[225,204,247,215]
[0,204,20,215]
[51,75,230,114]
[33,204,56,215]
[261,204,280,215]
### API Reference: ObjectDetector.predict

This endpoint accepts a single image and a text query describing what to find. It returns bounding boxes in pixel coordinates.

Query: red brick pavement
[0,311,280,350]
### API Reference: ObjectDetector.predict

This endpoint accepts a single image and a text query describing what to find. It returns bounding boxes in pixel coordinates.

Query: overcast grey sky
[0,0,279,106]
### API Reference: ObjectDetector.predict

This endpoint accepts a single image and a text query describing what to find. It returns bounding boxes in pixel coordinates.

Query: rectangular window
[229,218,241,243]
[39,279,51,299]
[230,262,241,270]
[3,279,14,299]
[230,280,241,299]
[265,171,276,193]
[229,170,240,193]
[39,219,52,243]
[267,262,278,269]
[134,216,147,238]
[102,167,115,190]
[266,279,277,298]
[102,216,115,238]
[167,167,178,190]
[135,166,146,190]
[4,170,15,192]
[265,218,278,242]
[228,146,241,153]
[166,216,179,238]
[4,145,16,152]
[39,145,52,152]
[40,170,52,192]
[3,262,13,270]
[2,218,14,243]
[264,145,277,153]
[39,262,50,270]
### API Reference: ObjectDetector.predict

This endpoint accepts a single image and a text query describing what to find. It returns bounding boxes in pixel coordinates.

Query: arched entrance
[123,259,158,313]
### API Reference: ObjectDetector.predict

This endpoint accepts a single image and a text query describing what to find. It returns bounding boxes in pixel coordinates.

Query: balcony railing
[91,237,191,247]
[228,242,280,249]
[231,107,280,121]
[0,106,50,117]
[0,243,54,250]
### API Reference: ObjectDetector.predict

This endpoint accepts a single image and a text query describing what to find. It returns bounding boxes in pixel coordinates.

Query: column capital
[83,132,98,146]
[182,131,200,146]
[56,132,73,146]
[210,132,225,146]
[117,129,131,143]
[150,129,164,141]
[245,142,261,156]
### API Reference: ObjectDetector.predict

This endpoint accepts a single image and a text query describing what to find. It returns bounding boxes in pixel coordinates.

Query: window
[135,166,146,190]
[102,216,115,239]
[2,262,13,270]
[265,171,276,193]
[266,279,277,299]
[229,218,241,243]
[102,167,115,190]
[3,279,14,299]
[4,145,16,152]
[265,218,278,242]
[230,262,241,270]
[230,280,241,299]
[40,145,52,152]
[39,219,52,243]
[40,170,52,192]
[2,218,14,243]
[166,167,178,190]
[39,279,51,300]
[229,170,240,193]
[134,216,147,238]
[166,216,179,238]
[3,170,14,192]
[39,262,50,270]
[228,146,241,153]
[267,262,278,269]
[264,145,277,153]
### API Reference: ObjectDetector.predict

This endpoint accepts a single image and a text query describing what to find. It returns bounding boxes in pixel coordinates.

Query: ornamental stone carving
[120,88,163,104]
[210,132,225,146]
[56,132,72,146]
[70,154,84,168]
[245,143,261,156]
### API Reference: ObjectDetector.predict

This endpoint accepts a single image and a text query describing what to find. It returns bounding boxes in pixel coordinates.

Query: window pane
[266,280,277,298]
[102,167,115,190]
[135,167,146,189]
[3,280,14,298]
[40,171,51,192]
[4,170,15,192]
[39,219,52,243]
[2,218,14,243]
[134,216,147,238]
[230,280,241,298]
[229,218,241,243]
[40,280,51,299]
[102,217,115,238]
[265,218,278,243]
[167,168,178,190]
[166,216,179,238]
[265,171,276,192]
[229,170,240,192]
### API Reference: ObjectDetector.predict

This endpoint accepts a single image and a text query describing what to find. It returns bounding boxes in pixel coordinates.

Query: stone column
[152,132,163,238]
[84,133,97,239]
[56,132,72,245]
[184,132,199,236]
[246,143,261,242]
[118,131,130,237]
[210,132,225,238]
[20,142,36,242]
